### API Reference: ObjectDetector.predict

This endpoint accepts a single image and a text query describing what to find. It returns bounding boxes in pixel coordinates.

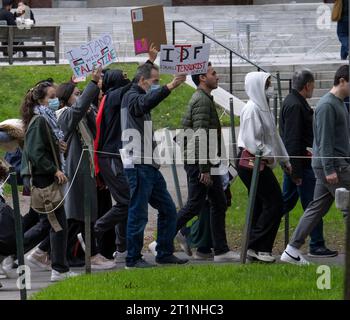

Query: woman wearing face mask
[55,67,115,270]
[20,81,77,282]
[236,71,292,263]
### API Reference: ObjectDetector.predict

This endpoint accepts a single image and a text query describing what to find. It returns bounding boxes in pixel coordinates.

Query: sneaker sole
[91,264,116,271]
[307,253,338,258]
[280,255,310,266]
[247,255,276,263]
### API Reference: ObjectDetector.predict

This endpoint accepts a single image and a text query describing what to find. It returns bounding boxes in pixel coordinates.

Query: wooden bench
[0,26,60,65]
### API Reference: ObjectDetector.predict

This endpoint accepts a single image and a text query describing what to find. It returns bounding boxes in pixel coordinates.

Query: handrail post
[83,149,91,274]
[229,98,237,161]
[240,150,262,264]
[273,94,278,126]
[165,129,183,209]
[229,51,233,95]
[246,24,251,60]
[172,20,176,45]
[9,167,27,300]
[202,34,205,44]
[276,71,283,111]
[334,188,350,300]
[345,210,350,300]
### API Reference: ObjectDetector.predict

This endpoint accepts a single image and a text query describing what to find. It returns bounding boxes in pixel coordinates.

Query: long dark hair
[56,82,76,109]
[21,81,53,130]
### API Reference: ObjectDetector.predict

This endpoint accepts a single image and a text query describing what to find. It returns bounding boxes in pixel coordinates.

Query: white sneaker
[175,232,192,256]
[148,241,157,257]
[214,251,240,262]
[91,254,115,270]
[26,248,52,271]
[50,270,79,282]
[113,250,128,263]
[77,233,86,252]
[0,264,7,279]
[247,249,276,263]
[2,256,14,273]
[280,245,310,266]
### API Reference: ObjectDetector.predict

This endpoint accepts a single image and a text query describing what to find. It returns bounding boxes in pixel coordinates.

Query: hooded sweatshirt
[97,69,132,157]
[237,71,290,168]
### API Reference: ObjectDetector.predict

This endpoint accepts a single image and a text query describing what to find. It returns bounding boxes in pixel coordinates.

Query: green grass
[0,63,234,130]
[32,264,344,300]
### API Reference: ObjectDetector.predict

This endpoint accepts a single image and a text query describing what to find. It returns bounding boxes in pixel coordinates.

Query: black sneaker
[156,254,189,265]
[308,247,338,258]
[125,258,155,270]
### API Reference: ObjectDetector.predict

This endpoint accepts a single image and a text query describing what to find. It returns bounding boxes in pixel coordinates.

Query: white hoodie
[237,71,290,168]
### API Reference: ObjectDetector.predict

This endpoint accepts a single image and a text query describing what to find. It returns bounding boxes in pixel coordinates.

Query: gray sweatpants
[290,166,350,249]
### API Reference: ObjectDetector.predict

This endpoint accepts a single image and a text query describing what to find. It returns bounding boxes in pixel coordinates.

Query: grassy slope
[0,63,233,130]
[32,264,343,300]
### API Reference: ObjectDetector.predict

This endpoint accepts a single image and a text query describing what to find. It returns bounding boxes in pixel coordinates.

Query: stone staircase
[216,61,346,109]
[28,3,339,62]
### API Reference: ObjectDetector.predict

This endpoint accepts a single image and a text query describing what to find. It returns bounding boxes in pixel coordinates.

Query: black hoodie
[98,69,132,157]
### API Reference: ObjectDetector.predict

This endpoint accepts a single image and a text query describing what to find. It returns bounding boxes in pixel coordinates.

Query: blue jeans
[125,165,177,265]
[282,168,325,250]
[337,16,349,60]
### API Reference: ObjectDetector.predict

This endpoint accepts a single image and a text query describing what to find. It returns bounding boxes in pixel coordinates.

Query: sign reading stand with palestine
[131,5,167,55]
[160,43,211,75]
[66,34,117,78]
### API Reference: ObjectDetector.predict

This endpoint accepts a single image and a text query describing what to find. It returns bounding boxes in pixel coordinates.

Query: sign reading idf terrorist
[160,44,211,75]
[66,34,117,78]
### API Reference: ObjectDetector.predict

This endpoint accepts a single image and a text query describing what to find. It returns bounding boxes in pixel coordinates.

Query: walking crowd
[0,1,349,289]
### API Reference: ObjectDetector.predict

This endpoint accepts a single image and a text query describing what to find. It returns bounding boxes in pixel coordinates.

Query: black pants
[67,219,98,257]
[176,164,229,255]
[95,157,129,252]
[237,162,284,253]
[22,208,51,254]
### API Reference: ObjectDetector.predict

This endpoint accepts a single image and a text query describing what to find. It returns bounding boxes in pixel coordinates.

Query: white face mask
[265,86,275,99]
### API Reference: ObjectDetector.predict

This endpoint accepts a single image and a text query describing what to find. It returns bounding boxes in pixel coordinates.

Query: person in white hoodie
[237,71,292,263]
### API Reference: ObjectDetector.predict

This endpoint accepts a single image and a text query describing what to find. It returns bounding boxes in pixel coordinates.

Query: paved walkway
[0,252,345,301]
[0,164,347,300]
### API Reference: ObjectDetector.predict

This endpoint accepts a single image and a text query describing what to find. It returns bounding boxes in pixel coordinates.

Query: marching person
[20,80,77,281]
[56,67,115,270]
[175,63,239,262]
[237,71,292,263]
[280,69,337,258]
[121,63,188,269]
[282,65,350,265]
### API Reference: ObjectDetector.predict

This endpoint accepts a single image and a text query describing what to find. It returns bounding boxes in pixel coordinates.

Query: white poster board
[66,34,117,78]
[160,43,210,75]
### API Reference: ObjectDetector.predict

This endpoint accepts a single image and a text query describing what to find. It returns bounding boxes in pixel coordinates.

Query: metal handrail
[172,19,292,113]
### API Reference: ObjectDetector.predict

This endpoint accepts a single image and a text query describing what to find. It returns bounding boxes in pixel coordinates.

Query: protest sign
[66,34,117,78]
[160,44,211,75]
[131,5,167,55]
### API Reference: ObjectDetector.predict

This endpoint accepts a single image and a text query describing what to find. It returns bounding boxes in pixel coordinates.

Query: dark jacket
[98,70,132,157]
[57,81,99,221]
[279,89,314,179]
[21,116,60,187]
[0,8,16,25]
[121,84,171,168]
[182,88,222,173]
